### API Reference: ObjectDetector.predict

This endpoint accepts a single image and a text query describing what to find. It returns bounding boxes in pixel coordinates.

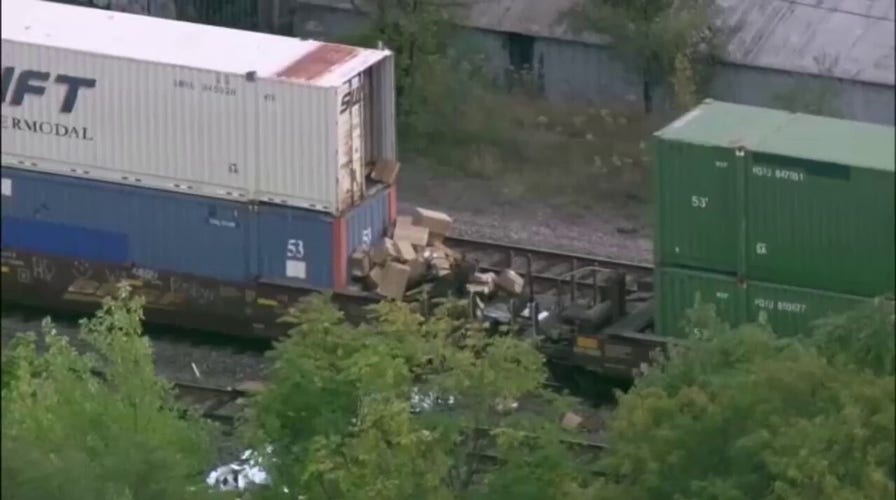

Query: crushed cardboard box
[413,208,453,244]
[370,160,401,184]
[561,412,584,430]
[496,269,525,295]
[378,261,411,300]
[346,205,527,301]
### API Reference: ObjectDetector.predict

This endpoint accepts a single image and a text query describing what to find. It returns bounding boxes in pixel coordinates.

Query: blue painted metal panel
[1,217,129,263]
[254,204,334,289]
[1,167,251,282]
[344,185,392,255]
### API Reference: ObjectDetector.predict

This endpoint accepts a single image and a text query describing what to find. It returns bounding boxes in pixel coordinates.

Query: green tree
[243,295,596,499]
[589,305,895,500]
[571,0,723,113]
[1,286,218,500]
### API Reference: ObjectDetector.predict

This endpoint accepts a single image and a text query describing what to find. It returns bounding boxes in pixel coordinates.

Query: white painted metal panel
[1,0,396,214]
[1,39,257,199]
[254,78,339,212]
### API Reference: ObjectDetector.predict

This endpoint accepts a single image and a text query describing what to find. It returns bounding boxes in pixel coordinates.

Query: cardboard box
[349,250,371,278]
[372,238,401,264]
[393,224,429,247]
[396,240,417,262]
[496,269,525,295]
[366,265,384,289]
[413,207,453,237]
[371,160,401,184]
[392,215,414,237]
[377,261,411,300]
[561,412,583,430]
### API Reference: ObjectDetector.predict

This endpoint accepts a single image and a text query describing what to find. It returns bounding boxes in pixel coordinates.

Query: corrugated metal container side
[746,281,875,338]
[655,100,895,295]
[653,101,793,272]
[1,166,253,282]
[1,166,394,290]
[652,138,741,273]
[1,0,396,215]
[743,114,895,296]
[655,267,744,338]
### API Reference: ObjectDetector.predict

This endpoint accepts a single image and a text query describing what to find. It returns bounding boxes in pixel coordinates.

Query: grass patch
[404,91,658,211]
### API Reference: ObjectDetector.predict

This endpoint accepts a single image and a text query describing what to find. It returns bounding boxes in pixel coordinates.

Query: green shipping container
[656,267,744,338]
[653,100,895,297]
[744,115,895,296]
[657,266,879,339]
[653,103,792,273]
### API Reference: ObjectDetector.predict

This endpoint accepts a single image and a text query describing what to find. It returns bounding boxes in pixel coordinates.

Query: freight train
[2,1,894,382]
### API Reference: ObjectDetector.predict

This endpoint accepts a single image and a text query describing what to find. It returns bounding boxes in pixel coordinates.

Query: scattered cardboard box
[396,240,417,262]
[377,261,411,300]
[372,238,401,265]
[349,250,371,278]
[393,223,429,247]
[366,266,384,289]
[561,412,583,430]
[413,207,453,236]
[496,269,525,295]
[371,160,401,184]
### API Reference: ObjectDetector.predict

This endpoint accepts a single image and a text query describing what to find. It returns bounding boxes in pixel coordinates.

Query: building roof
[656,100,895,172]
[719,0,895,86]
[296,0,894,86]
[2,0,389,87]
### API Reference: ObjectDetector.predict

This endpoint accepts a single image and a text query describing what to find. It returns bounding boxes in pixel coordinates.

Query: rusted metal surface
[276,43,360,82]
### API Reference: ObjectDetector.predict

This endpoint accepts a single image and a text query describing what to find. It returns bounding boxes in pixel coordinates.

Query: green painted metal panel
[655,100,896,296]
[745,152,895,296]
[746,281,874,338]
[653,140,741,272]
[656,267,744,338]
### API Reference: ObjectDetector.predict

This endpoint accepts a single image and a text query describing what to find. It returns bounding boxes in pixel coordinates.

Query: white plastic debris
[409,387,455,413]
[205,448,271,492]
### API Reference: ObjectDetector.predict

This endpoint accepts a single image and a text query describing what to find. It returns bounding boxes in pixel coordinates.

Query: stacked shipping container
[1,1,399,297]
[1,167,394,291]
[1,0,396,215]
[653,100,895,337]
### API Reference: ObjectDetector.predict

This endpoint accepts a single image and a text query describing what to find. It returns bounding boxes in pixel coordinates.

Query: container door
[744,154,895,296]
[655,266,744,337]
[337,74,367,212]
[653,140,740,273]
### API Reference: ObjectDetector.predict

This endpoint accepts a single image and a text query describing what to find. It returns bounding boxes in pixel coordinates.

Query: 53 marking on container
[755,242,768,255]
[286,238,307,280]
[361,227,373,247]
[690,195,709,208]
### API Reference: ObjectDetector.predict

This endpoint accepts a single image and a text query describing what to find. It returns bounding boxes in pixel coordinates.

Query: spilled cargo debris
[350,207,528,303]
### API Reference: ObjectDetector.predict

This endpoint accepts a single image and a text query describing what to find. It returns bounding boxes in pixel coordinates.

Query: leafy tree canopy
[589,300,895,500]
[242,296,596,499]
[1,286,218,500]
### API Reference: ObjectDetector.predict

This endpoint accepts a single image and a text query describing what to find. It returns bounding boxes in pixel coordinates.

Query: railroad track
[171,380,608,454]
[444,236,654,295]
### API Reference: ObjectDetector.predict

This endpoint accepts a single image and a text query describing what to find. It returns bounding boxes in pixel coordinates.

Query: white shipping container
[0,0,396,215]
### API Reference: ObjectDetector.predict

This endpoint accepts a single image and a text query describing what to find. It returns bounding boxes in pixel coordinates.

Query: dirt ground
[397,93,661,265]
[397,163,654,264]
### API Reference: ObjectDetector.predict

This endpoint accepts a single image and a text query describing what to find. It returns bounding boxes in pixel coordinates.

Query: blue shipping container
[0,167,394,290]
